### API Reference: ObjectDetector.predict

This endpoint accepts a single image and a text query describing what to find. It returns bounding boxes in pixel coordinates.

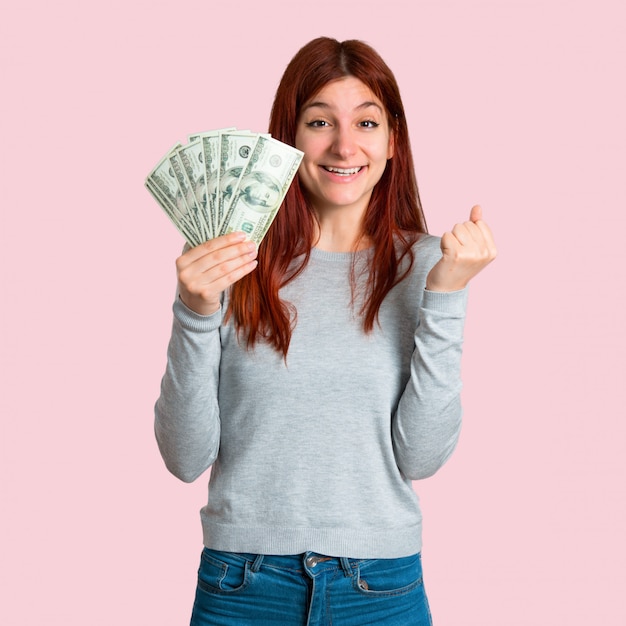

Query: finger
[207,257,259,293]
[178,255,259,316]
[180,241,257,286]
[470,204,482,223]
[206,243,258,280]
[446,223,494,264]
[176,232,249,272]
[195,254,259,302]
[177,232,247,266]
[474,220,497,258]
[440,231,460,258]
[468,209,497,252]
[201,240,257,275]
[178,247,258,311]
[451,221,482,246]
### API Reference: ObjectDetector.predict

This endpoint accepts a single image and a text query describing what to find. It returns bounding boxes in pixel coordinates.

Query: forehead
[302,76,385,113]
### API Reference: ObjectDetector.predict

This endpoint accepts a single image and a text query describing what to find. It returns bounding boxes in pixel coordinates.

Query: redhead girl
[155,37,496,626]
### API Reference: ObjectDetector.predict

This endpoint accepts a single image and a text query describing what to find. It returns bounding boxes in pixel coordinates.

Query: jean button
[306,556,319,567]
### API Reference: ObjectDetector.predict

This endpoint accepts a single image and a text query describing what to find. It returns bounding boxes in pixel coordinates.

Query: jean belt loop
[339,557,354,577]
[250,554,264,573]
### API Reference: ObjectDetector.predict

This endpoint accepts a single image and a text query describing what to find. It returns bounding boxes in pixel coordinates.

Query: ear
[387,128,395,159]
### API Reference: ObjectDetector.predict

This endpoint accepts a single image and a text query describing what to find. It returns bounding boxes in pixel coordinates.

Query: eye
[305,120,329,128]
[359,120,380,129]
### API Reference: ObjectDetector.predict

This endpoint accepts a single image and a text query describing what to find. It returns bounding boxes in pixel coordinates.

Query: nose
[331,126,356,160]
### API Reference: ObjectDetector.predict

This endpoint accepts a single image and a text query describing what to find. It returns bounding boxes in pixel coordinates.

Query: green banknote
[146,129,303,247]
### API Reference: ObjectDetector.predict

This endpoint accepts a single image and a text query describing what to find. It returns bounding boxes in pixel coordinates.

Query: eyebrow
[301,101,384,114]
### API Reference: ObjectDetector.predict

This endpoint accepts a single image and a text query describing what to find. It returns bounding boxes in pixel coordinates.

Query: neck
[313,206,371,253]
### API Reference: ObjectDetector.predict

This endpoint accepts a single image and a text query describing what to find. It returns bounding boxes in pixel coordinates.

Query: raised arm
[154,233,258,482]
[392,206,497,479]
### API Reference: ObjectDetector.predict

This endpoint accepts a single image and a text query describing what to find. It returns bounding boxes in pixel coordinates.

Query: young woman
[155,37,496,626]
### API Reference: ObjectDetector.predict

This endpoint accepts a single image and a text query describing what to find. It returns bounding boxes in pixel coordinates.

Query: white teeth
[324,166,362,175]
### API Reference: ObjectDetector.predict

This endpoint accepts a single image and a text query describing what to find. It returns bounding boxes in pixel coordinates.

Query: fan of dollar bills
[145,128,304,247]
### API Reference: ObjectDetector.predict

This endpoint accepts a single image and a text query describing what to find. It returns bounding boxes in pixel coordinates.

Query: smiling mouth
[322,166,363,176]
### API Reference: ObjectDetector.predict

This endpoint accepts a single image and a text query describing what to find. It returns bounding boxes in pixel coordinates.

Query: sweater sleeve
[154,297,223,483]
[391,287,468,480]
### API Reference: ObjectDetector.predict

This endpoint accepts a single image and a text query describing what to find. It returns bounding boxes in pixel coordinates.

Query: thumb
[470,204,482,223]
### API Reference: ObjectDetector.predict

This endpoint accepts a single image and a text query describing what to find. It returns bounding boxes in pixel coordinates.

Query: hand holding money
[176,232,258,316]
[145,128,303,248]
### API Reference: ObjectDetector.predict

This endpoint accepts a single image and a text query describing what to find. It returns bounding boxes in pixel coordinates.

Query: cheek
[299,151,320,181]
[296,161,314,193]
[298,157,314,182]
[295,141,312,172]
[376,148,392,172]
[294,128,308,154]
[295,130,325,165]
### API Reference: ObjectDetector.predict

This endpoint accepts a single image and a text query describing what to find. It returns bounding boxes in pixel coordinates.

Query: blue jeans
[190,549,433,625]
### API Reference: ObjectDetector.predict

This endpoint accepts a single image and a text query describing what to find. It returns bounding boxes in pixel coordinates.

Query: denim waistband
[202,548,367,577]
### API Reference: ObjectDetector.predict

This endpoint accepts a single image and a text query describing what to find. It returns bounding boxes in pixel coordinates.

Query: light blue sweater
[155,234,468,558]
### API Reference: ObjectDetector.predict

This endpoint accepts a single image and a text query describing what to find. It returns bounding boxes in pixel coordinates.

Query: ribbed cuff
[173,296,222,333]
[421,286,468,316]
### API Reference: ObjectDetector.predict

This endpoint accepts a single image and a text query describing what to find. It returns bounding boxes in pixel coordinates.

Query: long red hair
[227,37,427,356]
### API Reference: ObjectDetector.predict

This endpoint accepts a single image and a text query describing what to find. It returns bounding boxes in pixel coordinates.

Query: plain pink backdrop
[1,0,624,624]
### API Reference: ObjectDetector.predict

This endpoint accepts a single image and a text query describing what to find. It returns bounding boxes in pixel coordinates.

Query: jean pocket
[196,548,252,595]
[353,553,424,597]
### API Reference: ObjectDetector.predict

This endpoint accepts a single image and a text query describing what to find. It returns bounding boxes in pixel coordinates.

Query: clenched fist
[426,205,497,292]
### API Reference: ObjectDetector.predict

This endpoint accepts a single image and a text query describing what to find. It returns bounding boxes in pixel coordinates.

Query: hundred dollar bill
[167,148,210,241]
[144,178,199,247]
[218,136,303,245]
[189,128,235,237]
[217,131,260,230]
[175,140,213,239]
[146,146,202,246]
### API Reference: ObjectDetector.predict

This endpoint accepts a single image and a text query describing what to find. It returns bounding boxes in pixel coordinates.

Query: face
[243,175,280,210]
[295,76,394,219]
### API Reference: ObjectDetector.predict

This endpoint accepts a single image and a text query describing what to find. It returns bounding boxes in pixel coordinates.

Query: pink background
[1,0,624,624]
